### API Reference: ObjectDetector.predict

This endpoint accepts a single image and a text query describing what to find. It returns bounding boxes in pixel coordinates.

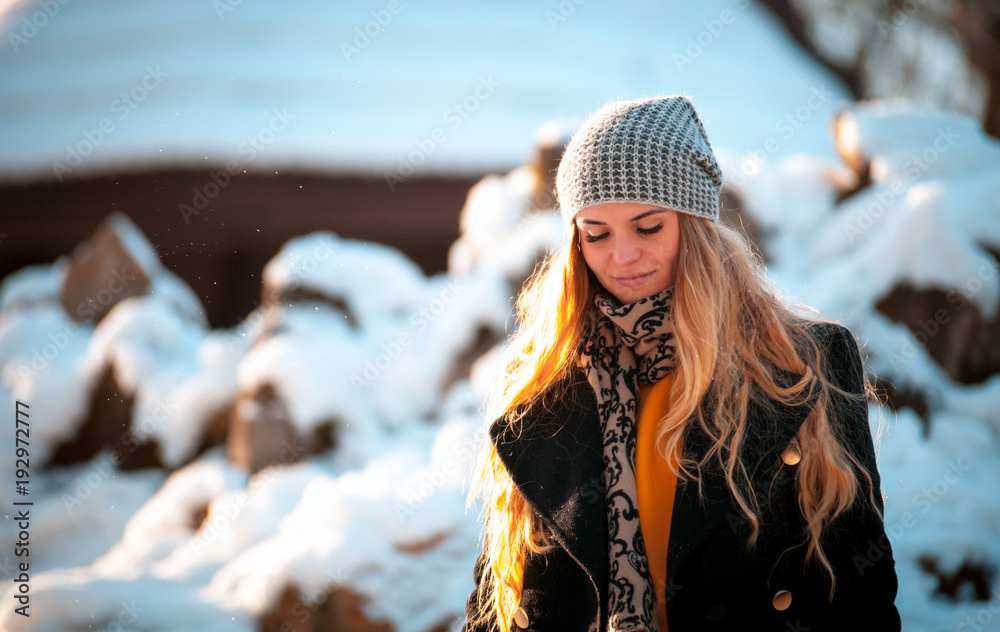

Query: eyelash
[584,224,663,243]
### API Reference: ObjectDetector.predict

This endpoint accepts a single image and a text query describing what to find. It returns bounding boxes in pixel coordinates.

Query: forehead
[576,202,673,224]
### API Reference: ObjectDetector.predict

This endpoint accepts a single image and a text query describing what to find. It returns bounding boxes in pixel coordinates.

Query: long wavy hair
[465,212,882,632]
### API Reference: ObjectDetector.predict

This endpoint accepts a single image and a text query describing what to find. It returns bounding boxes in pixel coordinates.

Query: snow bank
[0,212,246,472]
[1,86,997,632]
[0,211,514,629]
[734,99,1000,630]
[246,231,511,444]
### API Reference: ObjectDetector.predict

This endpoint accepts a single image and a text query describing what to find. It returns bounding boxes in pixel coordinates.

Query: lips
[614,271,654,287]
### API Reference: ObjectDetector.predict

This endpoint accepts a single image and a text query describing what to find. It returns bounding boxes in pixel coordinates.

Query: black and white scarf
[578,285,678,632]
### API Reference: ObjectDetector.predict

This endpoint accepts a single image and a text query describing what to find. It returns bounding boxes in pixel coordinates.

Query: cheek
[660,227,682,262]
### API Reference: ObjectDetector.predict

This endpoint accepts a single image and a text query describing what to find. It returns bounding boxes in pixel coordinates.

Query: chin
[610,280,670,305]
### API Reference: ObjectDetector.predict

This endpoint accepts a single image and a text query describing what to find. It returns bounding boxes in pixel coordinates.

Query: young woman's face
[575,202,681,304]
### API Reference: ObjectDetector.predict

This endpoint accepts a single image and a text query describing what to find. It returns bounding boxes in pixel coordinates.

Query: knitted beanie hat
[555,95,723,223]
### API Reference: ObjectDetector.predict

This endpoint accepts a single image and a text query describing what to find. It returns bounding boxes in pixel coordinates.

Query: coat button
[772,589,792,611]
[781,445,801,466]
[706,604,728,621]
[513,606,530,628]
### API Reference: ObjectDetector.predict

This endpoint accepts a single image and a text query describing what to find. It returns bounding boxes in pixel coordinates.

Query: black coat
[463,323,900,631]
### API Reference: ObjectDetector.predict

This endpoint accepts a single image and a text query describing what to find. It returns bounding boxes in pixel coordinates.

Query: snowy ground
[1,100,999,630]
[1,1,999,630]
[0,216,511,631]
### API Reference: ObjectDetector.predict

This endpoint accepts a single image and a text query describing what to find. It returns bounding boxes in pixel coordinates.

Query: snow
[262,233,428,326]
[0,303,93,466]
[247,231,510,443]
[0,458,164,574]
[0,262,67,314]
[3,100,999,629]
[837,99,1000,183]
[0,0,854,183]
[733,100,1000,630]
[736,103,1000,437]
[82,295,204,437]
[0,2,998,631]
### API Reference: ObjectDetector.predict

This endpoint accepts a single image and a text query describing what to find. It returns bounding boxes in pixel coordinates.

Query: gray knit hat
[555,95,723,223]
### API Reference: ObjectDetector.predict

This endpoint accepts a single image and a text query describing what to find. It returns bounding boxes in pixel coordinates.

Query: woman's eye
[584,232,608,243]
[638,224,663,235]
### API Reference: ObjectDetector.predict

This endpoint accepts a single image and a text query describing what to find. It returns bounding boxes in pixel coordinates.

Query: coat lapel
[490,368,609,603]
[490,365,819,612]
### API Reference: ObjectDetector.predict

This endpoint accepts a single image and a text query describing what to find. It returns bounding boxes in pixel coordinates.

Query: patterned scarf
[579,285,678,632]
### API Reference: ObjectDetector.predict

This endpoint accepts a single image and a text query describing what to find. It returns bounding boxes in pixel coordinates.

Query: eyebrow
[578,208,666,226]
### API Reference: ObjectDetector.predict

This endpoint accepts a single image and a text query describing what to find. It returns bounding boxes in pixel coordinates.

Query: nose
[612,235,641,266]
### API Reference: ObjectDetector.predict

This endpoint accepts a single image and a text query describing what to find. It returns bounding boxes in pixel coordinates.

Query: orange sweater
[636,373,679,632]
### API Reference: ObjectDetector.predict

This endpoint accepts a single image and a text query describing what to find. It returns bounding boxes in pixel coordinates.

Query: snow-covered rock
[735,98,1000,628]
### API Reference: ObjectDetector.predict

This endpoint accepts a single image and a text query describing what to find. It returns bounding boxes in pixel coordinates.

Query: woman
[462,96,900,632]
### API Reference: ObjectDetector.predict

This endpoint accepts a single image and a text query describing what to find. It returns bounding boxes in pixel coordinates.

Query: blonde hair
[465,213,881,632]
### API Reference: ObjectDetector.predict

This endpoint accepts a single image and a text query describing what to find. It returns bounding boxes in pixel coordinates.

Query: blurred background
[0,1,998,630]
